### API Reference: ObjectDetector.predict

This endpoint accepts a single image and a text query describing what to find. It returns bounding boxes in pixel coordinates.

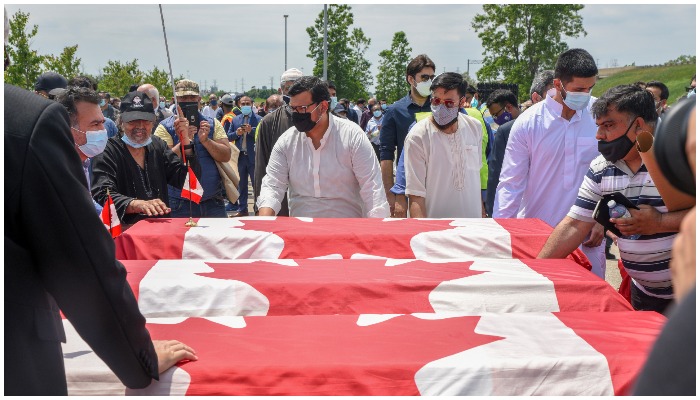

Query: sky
[4,2,697,96]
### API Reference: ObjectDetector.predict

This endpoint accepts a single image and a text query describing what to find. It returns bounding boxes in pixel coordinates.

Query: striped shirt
[568,155,674,299]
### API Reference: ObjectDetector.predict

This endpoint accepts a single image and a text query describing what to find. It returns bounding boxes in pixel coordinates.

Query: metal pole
[323,5,328,80]
[284,15,288,71]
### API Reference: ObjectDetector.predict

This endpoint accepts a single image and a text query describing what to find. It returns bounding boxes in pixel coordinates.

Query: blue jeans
[169,196,227,218]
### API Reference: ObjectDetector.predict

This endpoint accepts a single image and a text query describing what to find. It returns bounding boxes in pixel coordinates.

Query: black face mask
[598,118,637,162]
[292,112,319,133]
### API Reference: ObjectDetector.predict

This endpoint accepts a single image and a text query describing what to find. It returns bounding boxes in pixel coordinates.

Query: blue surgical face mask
[561,85,591,111]
[373,110,382,118]
[381,104,387,110]
[267,107,277,114]
[470,97,478,108]
[687,88,696,98]
[74,127,108,157]
[241,105,252,115]
[330,96,338,110]
[121,132,152,148]
[159,101,165,109]
[99,99,106,107]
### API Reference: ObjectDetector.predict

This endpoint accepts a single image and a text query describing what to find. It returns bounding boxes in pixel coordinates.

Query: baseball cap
[34,71,68,95]
[220,94,234,106]
[280,68,303,84]
[120,91,156,122]
[175,79,200,97]
[333,103,347,114]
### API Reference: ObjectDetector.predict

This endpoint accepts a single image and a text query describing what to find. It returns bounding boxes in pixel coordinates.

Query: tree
[4,10,45,90]
[375,31,412,103]
[98,59,143,97]
[471,4,586,101]
[306,5,372,100]
[43,45,82,80]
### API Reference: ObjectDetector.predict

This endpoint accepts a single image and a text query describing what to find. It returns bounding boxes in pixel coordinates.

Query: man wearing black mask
[538,84,690,314]
[257,76,389,218]
[253,67,303,216]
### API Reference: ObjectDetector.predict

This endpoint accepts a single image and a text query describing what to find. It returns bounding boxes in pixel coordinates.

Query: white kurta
[404,114,483,218]
[257,114,390,218]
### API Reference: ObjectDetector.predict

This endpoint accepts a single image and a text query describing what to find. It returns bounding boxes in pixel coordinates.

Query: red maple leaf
[146,315,503,395]
[199,259,481,315]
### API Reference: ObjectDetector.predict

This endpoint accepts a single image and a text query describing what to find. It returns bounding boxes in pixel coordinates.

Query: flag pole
[107,188,113,238]
[159,4,196,227]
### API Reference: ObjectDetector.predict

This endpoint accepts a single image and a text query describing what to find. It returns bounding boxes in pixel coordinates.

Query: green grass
[592,63,696,106]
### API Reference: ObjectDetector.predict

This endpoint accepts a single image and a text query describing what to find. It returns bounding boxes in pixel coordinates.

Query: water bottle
[608,200,640,240]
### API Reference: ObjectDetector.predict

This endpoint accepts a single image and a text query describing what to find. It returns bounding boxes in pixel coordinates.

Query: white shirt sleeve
[493,119,530,218]
[256,138,290,214]
[404,125,428,198]
[350,129,390,218]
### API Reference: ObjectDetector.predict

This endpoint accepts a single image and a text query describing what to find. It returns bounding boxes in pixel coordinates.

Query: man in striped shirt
[538,85,690,313]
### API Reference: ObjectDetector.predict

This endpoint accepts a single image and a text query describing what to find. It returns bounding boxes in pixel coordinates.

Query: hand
[385,189,395,216]
[236,126,245,136]
[393,194,407,218]
[583,222,604,247]
[606,229,619,245]
[670,207,696,300]
[197,120,210,143]
[610,204,661,236]
[129,199,171,216]
[153,339,198,374]
[174,105,191,145]
[243,123,252,133]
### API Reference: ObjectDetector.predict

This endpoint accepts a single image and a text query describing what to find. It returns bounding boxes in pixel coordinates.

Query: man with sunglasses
[379,54,435,217]
[494,48,606,278]
[403,72,484,218]
[257,76,389,218]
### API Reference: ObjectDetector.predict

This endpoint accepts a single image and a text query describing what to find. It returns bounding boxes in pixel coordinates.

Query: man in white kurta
[257,76,390,218]
[404,72,484,218]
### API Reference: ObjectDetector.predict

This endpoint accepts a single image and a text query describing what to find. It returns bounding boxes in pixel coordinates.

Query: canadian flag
[100,192,121,238]
[181,166,203,204]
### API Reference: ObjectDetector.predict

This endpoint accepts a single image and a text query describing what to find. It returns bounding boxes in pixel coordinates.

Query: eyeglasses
[418,74,436,82]
[491,107,506,118]
[430,97,460,109]
[288,102,319,114]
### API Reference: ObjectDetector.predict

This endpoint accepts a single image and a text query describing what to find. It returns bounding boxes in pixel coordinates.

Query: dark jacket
[91,135,201,225]
[4,84,158,395]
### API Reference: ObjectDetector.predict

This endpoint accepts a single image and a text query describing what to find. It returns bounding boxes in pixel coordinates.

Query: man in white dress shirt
[493,48,607,278]
[404,72,484,218]
[257,76,390,218]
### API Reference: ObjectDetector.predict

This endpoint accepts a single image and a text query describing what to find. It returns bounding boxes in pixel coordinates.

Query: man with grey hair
[529,70,555,104]
[138,83,171,131]
[253,67,303,216]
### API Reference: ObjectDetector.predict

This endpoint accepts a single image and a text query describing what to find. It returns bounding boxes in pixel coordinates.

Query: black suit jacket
[4,84,158,395]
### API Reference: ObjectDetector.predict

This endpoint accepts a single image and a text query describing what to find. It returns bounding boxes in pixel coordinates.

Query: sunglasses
[417,74,436,82]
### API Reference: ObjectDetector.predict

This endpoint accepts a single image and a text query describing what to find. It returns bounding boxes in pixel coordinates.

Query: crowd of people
[5,5,695,394]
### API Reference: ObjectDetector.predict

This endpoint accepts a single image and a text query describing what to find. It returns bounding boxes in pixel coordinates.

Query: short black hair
[55,86,101,125]
[645,81,669,100]
[465,85,477,95]
[406,54,435,80]
[68,75,98,90]
[486,89,518,108]
[429,72,467,98]
[356,98,366,105]
[288,76,331,105]
[591,84,657,127]
[554,48,598,84]
[326,80,336,91]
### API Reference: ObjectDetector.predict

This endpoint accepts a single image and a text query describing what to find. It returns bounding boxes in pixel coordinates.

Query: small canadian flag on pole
[100,189,122,238]
[181,166,203,204]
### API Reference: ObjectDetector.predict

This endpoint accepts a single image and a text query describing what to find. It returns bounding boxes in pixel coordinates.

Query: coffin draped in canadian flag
[63,217,663,395]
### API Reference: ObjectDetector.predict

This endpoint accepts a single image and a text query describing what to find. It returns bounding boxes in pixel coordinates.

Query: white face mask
[73,127,108,157]
[414,78,432,97]
[560,85,591,111]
